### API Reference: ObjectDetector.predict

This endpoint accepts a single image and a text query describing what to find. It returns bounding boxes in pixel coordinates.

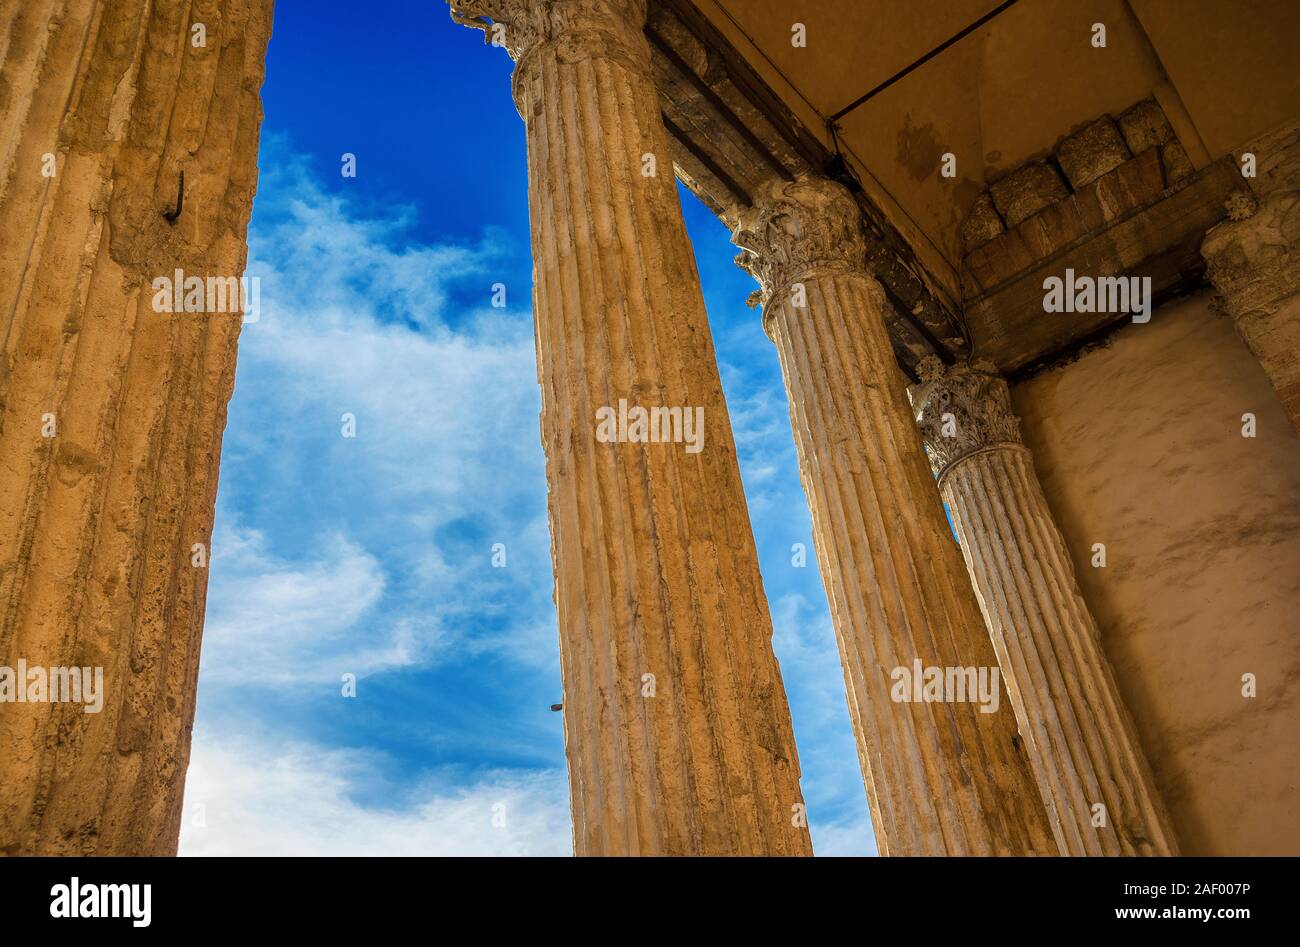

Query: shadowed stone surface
[989,162,1070,227]
[1057,117,1131,191]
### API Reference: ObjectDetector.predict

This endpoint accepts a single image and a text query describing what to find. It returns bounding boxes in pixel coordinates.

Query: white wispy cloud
[180,733,571,857]
[185,137,564,855]
[201,521,438,685]
[205,134,557,685]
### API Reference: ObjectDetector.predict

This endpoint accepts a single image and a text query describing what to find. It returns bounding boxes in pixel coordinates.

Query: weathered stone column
[912,358,1179,855]
[1201,126,1300,433]
[733,176,1053,855]
[0,1,273,854]
[449,0,811,856]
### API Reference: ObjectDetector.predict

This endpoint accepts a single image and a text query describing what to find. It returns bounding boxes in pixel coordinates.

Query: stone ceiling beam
[647,0,969,376]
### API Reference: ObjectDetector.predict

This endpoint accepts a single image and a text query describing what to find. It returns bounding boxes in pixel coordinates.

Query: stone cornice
[448,0,652,109]
[911,357,1024,479]
[731,175,868,313]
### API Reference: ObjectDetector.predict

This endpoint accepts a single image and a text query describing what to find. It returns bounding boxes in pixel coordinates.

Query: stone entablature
[641,0,969,375]
[960,98,1195,297]
[956,96,1243,375]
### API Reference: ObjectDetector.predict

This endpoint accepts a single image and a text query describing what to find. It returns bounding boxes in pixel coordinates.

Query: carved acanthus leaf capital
[1202,188,1300,314]
[732,175,868,310]
[911,357,1023,479]
[448,0,651,107]
[1224,189,1260,222]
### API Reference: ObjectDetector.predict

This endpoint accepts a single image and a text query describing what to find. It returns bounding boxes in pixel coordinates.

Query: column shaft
[735,178,1053,855]
[453,0,811,856]
[0,0,273,853]
[915,360,1179,855]
[1202,176,1300,433]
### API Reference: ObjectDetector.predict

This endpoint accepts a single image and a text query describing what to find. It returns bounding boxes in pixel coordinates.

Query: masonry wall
[1010,290,1300,855]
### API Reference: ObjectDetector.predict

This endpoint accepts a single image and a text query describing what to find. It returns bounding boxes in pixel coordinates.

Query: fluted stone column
[0,1,273,853]
[733,176,1053,855]
[1201,133,1300,433]
[912,358,1179,856]
[449,0,811,856]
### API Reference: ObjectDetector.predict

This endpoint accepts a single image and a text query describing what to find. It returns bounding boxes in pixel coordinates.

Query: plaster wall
[1011,290,1300,855]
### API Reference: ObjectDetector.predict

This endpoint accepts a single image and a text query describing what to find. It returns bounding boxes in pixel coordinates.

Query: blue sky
[179,0,874,856]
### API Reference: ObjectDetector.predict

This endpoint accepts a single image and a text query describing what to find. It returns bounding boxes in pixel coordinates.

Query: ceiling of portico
[692,0,1300,294]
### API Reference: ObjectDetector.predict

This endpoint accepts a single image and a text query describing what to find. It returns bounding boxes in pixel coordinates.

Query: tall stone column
[449,0,811,856]
[733,176,1053,855]
[0,1,274,853]
[912,358,1179,856]
[1201,128,1300,433]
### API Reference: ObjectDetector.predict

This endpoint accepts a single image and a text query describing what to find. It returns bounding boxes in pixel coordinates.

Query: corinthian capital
[448,0,651,103]
[911,357,1023,480]
[732,175,868,308]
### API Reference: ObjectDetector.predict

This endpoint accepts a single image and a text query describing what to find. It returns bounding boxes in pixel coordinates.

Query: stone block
[989,161,1070,226]
[1241,121,1300,195]
[960,192,1005,253]
[963,227,1037,294]
[963,150,1171,299]
[1093,147,1166,221]
[1057,117,1132,190]
[1118,98,1174,154]
[1016,186,1106,258]
[967,155,1238,371]
[1162,141,1195,185]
